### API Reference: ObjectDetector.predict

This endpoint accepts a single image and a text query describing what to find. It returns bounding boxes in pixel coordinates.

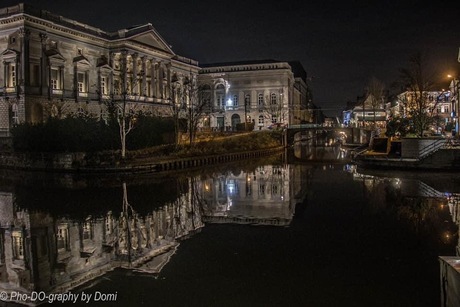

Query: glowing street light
[447,74,459,136]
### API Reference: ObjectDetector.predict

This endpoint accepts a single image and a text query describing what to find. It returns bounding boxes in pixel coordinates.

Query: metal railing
[418,139,447,160]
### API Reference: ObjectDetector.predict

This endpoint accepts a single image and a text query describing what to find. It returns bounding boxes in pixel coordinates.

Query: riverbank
[0,131,284,174]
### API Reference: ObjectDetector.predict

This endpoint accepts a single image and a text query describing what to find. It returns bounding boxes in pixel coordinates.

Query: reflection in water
[348,165,460,256]
[0,160,311,305]
[292,131,349,161]
[1,160,459,306]
[0,181,204,303]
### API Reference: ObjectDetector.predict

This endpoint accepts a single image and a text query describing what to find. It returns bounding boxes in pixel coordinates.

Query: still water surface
[0,153,458,306]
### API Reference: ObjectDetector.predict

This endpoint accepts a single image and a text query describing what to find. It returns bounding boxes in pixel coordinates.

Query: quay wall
[401,138,446,159]
[421,148,460,169]
[439,256,460,307]
[0,147,284,173]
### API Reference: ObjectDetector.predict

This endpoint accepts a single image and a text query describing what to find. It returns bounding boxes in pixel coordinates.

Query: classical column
[18,28,30,89]
[150,59,156,98]
[158,62,164,99]
[39,33,47,96]
[141,56,147,96]
[121,50,128,94]
[166,62,171,99]
[131,53,138,94]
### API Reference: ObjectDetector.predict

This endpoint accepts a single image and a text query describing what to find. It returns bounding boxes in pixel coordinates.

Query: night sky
[2,0,459,116]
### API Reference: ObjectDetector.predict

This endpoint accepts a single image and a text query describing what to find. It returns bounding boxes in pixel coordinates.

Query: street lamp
[448,74,459,136]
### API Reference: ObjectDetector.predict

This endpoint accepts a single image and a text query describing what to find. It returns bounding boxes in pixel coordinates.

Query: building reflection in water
[346,165,460,306]
[0,163,310,304]
[347,165,460,256]
[199,164,309,226]
[0,181,204,303]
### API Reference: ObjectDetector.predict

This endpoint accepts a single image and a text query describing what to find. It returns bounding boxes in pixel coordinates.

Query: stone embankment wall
[420,148,460,169]
[0,147,284,173]
[401,138,446,159]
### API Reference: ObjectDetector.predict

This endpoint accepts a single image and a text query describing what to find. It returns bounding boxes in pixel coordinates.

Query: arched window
[215,84,225,108]
[270,93,277,104]
[258,115,264,125]
[258,93,264,109]
[233,94,238,106]
[245,94,250,106]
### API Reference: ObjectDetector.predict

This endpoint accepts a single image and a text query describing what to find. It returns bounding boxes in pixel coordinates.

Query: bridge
[284,124,370,146]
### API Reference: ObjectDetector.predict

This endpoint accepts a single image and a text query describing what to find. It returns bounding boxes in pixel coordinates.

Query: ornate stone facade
[198,60,310,131]
[0,3,199,135]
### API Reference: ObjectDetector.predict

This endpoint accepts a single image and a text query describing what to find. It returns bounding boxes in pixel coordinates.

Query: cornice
[0,15,25,26]
[200,62,291,74]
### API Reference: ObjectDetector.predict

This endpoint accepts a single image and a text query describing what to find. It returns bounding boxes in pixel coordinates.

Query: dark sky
[3,0,460,116]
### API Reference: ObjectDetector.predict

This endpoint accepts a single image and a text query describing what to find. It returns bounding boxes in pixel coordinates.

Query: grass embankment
[125,131,283,163]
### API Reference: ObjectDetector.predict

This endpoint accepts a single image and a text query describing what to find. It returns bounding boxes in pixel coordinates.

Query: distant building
[342,93,386,129]
[0,3,199,136]
[395,90,454,133]
[197,60,311,131]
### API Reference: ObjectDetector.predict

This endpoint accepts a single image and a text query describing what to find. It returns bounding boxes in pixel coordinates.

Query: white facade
[0,3,199,135]
[198,61,306,131]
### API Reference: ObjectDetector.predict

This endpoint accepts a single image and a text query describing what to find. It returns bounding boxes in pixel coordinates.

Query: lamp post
[448,75,459,136]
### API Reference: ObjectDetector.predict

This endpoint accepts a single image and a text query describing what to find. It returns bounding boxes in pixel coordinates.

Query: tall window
[51,68,60,89]
[258,115,264,125]
[82,222,92,240]
[270,93,277,105]
[7,63,16,88]
[216,84,225,108]
[77,72,86,92]
[12,231,24,260]
[233,94,238,107]
[258,93,264,109]
[11,103,19,125]
[101,76,107,95]
[245,94,250,108]
[57,225,69,252]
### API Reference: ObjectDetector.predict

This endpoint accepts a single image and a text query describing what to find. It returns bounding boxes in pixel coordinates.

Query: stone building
[0,182,204,302]
[197,60,310,131]
[0,3,199,136]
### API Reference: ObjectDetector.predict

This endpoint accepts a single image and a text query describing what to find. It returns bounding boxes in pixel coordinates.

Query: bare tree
[183,76,208,145]
[366,77,385,129]
[102,52,144,159]
[398,53,436,137]
[263,91,287,127]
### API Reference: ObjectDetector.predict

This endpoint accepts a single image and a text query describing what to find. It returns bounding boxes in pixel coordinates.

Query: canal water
[0,151,458,306]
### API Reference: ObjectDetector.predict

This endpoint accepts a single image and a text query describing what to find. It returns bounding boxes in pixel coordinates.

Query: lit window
[11,103,19,124]
[7,63,16,88]
[270,93,277,104]
[51,68,60,89]
[233,94,238,106]
[83,222,92,240]
[258,115,264,125]
[258,93,264,108]
[77,72,86,92]
[12,231,24,260]
[57,225,69,251]
[101,76,107,95]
